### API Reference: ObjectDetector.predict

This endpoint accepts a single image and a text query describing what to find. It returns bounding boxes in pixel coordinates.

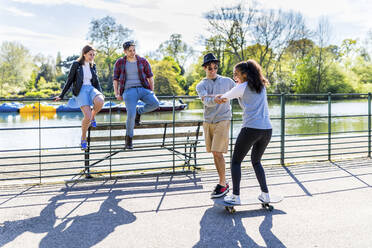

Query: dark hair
[77,45,95,65]
[203,61,219,68]
[234,59,269,93]
[123,40,135,50]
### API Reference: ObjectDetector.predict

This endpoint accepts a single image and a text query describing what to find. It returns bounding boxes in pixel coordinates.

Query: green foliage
[88,16,132,89]
[0,41,33,96]
[156,34,194,75]
[151,57,186,96]
[292,55,318,93]
[352,56,372,85]
[1,14,372,99]
[186,61,206,96]
[325,64,354,93]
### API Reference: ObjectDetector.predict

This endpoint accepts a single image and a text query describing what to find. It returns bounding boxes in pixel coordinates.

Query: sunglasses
[207,66,218,71]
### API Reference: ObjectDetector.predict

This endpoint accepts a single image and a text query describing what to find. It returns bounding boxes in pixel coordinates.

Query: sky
[0,0,371,60]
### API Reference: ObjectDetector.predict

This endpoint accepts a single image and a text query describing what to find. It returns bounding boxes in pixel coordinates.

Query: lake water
[0,98,369,150]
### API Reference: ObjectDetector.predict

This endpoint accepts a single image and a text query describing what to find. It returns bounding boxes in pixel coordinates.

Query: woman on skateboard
[215,59,272,205]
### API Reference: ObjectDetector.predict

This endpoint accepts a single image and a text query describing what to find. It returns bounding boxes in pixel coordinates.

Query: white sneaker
[258,192,270,203]
[224,194,241,205]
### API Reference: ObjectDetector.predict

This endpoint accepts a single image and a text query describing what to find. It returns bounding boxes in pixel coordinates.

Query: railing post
[172,95,176,173]
[280,93,285,165]
[38,98,41,184]
[230,99,234,164]
[328,92,332,161]
[109,98,112,178]
[368,93,371,158]
[85,128,90,175]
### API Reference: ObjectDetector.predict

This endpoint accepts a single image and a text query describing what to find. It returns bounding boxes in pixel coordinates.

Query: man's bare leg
[212,151,226,186]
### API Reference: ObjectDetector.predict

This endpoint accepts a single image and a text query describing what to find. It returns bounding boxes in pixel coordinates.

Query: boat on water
[99,100,187,113]
[0,100,187,113]
[19,102,56,113]
[0,102,24,112]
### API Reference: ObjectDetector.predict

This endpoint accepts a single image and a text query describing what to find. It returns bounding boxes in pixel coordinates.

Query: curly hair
[234,59,270,93]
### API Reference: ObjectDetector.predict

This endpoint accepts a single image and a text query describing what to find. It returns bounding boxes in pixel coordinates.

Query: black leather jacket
[59,61,102,99]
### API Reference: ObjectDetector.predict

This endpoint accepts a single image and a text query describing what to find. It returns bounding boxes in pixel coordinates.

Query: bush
[24,91,44,98]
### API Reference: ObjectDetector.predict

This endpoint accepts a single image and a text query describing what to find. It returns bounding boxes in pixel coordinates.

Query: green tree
[157,34,194,75]
[33,54,56,89]
[0,62,13,97]
[56,55,79,90]
[0,41,33,96]
[151,57,186,96]
[352,56,372,86]
[204,1,256,62]
[203,35,228,74]
[88,16,132,91]
[56,52,62,75]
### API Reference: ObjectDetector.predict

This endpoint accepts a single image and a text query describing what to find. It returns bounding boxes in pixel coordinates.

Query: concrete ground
[1,158,372,248]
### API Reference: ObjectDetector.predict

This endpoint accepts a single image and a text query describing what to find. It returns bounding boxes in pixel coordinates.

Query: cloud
[0,25,87,57]
[1,6,34,17]
[259,0,372,30]
[3,0,371,57]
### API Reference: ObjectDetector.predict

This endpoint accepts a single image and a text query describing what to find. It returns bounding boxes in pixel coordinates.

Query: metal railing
[0,93,370,184]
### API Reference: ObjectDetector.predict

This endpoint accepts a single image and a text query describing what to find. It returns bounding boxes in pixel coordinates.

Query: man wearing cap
[113,41,160,149]
[196,53,235,198]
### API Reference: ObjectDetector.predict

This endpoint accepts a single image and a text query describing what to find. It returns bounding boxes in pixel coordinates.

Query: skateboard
[213,195,283,214]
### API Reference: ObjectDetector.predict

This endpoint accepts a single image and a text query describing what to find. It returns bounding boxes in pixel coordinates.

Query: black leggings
[231,127,272,195]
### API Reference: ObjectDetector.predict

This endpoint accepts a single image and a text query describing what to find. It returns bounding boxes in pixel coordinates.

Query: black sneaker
[210,183,229,198]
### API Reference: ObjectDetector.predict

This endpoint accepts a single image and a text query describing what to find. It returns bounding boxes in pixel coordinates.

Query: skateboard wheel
[225,206,235,214]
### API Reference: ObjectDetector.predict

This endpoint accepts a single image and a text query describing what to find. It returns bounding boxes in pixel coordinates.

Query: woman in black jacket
[55,45,104,151]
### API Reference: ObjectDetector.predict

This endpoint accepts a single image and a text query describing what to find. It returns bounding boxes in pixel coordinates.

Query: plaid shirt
[113,55,153,95]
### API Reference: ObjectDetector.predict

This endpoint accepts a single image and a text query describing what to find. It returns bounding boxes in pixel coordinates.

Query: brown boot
[125,135,133,149]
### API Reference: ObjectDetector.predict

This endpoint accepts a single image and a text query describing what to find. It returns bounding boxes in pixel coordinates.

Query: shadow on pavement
[0,185,136,248]
[193,206,286,248]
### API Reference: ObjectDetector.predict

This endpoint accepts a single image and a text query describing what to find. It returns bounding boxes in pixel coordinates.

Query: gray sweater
[221,82,272,129]
[196,75,235,123]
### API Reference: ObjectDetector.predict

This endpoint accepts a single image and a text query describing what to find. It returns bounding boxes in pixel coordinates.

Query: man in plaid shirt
[113,41,159,149]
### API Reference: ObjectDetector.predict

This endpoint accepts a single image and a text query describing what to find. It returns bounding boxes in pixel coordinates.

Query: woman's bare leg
[80,105,92,140]
[91,95,104,121]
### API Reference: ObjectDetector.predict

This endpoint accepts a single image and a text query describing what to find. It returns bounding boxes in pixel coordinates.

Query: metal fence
[0,93,370,184]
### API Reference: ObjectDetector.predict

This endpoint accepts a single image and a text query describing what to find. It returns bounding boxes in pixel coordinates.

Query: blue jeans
[123,87,159,137]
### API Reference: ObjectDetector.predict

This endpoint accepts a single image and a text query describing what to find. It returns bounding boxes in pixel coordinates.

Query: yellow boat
[19,102,56,113]
[20,111,56,120]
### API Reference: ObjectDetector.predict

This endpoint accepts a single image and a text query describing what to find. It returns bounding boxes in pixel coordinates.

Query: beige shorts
[203,120,230,153]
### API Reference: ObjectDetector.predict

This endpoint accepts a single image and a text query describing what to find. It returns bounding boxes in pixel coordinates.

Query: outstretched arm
[221,83,246,100]
[196,84,218,107]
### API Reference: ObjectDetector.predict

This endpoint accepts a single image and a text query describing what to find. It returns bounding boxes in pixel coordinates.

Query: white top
[82,62,92,85]
[221,82,247,99]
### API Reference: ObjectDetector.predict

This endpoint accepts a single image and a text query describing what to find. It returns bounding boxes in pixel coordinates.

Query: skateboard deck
[213,195,283,213]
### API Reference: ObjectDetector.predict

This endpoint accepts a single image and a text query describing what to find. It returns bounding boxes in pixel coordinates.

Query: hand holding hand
[116,95,123,101]
[214,95,224,104]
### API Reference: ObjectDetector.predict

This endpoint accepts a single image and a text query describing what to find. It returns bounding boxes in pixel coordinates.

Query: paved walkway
[1,158,372,248]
